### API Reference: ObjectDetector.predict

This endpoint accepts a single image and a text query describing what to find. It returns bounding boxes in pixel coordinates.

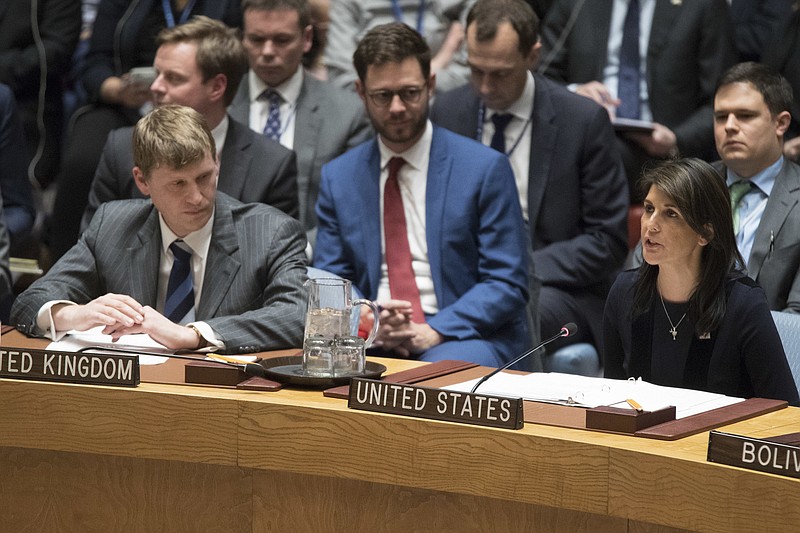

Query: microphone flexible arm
[76,345,267,378]
[470,323,576,394]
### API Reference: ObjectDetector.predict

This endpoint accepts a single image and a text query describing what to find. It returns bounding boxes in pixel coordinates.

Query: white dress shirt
[375,120,439,314]
[247,67,303,149]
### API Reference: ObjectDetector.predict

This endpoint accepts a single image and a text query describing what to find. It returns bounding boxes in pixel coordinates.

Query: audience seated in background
[81,16,298,231]
[603,158,799,405]
[762,3,800,162]
[538,0,737,202]
[0,84,36,253]
[229,0,372,246]
[0,0,81,187]
[12,105,307,354]
[713,62,800,313]
[313,22,530,367]
[431,0,628,358]
[324,0,471,94]
[49,0,243,261]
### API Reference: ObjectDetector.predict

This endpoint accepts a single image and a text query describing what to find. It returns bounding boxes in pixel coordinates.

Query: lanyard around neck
[390,0,426,36]
[476,103,531,158]
[162,0,197,28]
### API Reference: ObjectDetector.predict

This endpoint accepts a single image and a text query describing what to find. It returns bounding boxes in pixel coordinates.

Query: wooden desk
[1,331,798,532]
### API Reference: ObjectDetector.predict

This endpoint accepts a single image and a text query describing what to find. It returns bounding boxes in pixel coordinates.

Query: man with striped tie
[12,105,308,353]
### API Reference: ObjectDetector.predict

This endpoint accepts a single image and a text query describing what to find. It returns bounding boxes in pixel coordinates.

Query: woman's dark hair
[633,158,745,335]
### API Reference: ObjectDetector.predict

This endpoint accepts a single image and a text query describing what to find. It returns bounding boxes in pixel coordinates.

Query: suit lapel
[218,118,249,198]
[647,0,681,87]
[229,82,250,126]
[528,76,557,231]
[129,209,161,306]
[589,0,614,81]
[197,197,241,318]
[360,143,383,298]
[749,161,800,278]
[294,77,322,192]
[425,128,450,304]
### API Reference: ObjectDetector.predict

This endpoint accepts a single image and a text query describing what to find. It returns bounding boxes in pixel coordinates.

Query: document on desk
[47,328,173,365]
[444,373,744,419]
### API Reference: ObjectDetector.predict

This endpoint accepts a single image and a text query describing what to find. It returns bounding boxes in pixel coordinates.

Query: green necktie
[730,180,753,234]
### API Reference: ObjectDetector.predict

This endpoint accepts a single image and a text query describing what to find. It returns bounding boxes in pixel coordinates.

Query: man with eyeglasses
[229,0,372,247]
[313,22,530,366]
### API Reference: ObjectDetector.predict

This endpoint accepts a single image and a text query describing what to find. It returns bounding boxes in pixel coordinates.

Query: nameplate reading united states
[707,430,800,480]
[348,377,524,429]
[0,347,140,387]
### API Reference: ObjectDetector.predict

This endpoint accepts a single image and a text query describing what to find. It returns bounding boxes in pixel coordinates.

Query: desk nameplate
[708,430,800,479]
[0,347,139,387]
[348,377,523,430]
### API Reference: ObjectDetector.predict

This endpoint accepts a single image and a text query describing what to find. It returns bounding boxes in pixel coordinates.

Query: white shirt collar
[158,206,215,261]
[211,115,229,157]
[248,67,304,105]
[378,120,434,173]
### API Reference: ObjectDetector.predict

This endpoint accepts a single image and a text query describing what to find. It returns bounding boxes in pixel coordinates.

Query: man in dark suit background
[12,105,307,354]
[229,0,373,245]
[713,62,800,313]
[431,0,628,357]
[314,22,530,366]
[539,0,737,201]
[82,16,298,231]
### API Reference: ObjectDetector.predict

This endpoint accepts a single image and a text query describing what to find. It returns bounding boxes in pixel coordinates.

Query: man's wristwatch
[187,324,208,350]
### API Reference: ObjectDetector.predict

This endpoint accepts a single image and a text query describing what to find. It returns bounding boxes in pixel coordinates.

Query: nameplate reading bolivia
[348,377,524,430]
[0,347,140,387]
[707,430,800,480]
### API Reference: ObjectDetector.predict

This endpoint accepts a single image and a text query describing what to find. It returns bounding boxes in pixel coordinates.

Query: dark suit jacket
[603,270,799,404]
[81,117,299,230]
[539,0,737,158]
[431,75,629,341]
[0,84,35,242]
[229,73,373,234]
[313,127,530,361]
[13,193,308,353]
[762,7,800,140]
[713,159,800,313]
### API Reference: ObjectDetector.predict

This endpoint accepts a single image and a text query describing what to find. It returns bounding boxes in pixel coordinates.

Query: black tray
[260,356,387,389]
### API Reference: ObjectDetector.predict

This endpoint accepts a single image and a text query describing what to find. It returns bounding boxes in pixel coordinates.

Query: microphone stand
[470,324,575,394]
[76,345,267,378]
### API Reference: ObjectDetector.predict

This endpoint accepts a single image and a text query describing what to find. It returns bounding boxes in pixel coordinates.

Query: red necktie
[383,157,425,323]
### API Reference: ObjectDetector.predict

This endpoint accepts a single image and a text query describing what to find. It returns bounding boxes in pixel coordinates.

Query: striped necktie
[164,240,195,324]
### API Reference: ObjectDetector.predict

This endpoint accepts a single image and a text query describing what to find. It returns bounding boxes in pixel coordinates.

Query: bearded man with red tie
[312,23,530,366]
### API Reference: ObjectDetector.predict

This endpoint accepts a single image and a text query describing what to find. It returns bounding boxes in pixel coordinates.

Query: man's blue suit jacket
[313,126,530,361]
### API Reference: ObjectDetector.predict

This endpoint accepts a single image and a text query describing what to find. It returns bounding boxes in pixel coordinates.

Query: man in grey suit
[81,16,299,232]
[229,0,373,242]
[714,62,800,313]
[12,105,307,353]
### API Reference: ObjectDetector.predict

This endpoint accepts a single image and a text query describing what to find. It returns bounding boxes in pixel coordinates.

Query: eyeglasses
[366,84,426,107]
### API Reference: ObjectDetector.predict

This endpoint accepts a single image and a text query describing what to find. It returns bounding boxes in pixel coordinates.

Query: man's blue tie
[262,89,282,142]
[490,113,514,153]
[617,0,641,119]
[164,240,195,324]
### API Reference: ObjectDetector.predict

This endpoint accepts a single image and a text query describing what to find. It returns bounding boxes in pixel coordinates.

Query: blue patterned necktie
[617,0,641,119]
[262,89,282,142]
[490,113,513,153]
[164,240,195,324]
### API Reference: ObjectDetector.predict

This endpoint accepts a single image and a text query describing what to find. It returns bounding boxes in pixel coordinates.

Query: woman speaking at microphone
[603,158,799,405]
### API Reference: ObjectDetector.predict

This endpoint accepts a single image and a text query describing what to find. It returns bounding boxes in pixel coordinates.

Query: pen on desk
[626,398,644,413]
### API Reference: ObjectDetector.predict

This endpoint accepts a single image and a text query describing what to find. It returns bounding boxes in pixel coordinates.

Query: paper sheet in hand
[445,373,744,419]
[612,117,656,133]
